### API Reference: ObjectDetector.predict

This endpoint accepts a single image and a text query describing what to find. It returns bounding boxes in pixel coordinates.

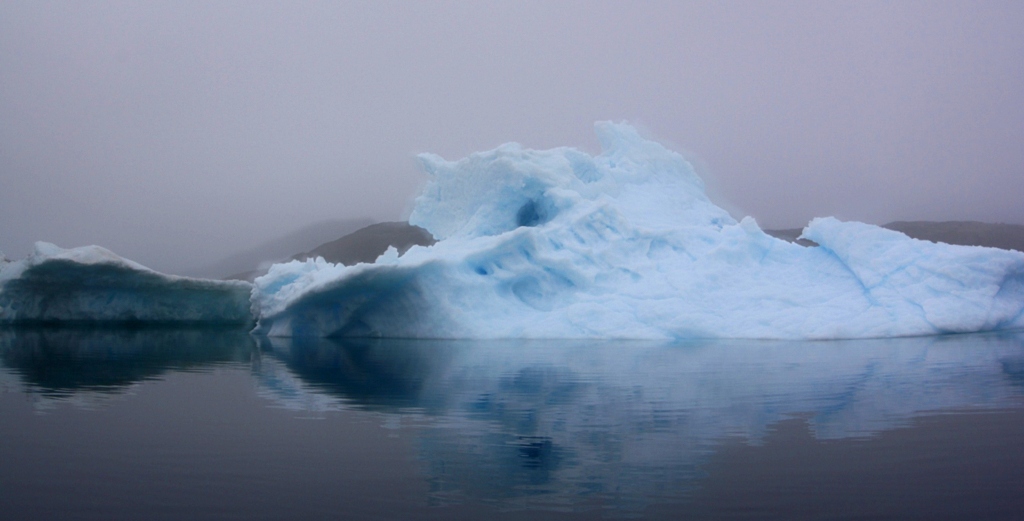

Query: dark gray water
[2,328,1023,520]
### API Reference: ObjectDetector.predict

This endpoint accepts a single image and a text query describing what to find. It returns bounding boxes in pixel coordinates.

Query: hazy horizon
[3,1,1022,274]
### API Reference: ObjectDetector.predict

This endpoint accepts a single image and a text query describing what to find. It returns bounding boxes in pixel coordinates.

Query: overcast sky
[2,0,1022,274]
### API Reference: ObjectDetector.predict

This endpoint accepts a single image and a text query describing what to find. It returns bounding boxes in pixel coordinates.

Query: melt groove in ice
[252,123,1024,339]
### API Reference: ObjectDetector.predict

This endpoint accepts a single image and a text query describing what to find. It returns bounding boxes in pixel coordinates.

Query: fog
[2,1,1022,275]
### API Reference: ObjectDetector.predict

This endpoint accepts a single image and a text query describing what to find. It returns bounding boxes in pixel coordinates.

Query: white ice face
[251,122,1024,339]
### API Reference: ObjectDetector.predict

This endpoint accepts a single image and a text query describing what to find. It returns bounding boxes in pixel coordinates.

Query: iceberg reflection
[0,328,255,408]
[256,332,1024,507]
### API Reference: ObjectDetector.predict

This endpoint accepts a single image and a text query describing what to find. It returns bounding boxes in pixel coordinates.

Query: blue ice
[251,123,1024,339]
[0,242,252,325]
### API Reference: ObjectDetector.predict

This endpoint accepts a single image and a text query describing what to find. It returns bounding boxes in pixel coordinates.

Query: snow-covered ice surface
[252,123,1024,339]
[0,242,253,325]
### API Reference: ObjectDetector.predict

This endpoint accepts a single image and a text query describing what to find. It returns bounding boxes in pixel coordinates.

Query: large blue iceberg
[0,242,253,325]
[252,123,1024,339]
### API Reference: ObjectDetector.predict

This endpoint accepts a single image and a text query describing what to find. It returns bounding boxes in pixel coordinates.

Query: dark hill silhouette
[882,221,1024,252]
[226,221,435,281]
[197,218,373,279]
[766,221,1024,252]
[292,221,435,264]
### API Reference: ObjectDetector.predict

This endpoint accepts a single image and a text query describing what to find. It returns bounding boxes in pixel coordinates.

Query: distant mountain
[200,218,374,279]
[292,221,435,265]
[882,221,1024,252]
[226,221,435,282]
[762,228,816,246]
[766,221,1024,252]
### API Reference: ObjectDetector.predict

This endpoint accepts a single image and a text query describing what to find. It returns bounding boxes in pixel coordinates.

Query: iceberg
[252,122,1024,339]
[0,242,253,325]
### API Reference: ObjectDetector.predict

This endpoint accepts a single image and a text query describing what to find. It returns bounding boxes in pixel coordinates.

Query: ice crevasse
[253,122,1024,339]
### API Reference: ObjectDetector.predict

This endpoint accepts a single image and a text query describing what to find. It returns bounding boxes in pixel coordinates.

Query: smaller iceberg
[0,242,253,325]
[251,123,1024,339]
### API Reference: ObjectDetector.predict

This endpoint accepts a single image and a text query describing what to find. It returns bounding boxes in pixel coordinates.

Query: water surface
[2,328,1023,520]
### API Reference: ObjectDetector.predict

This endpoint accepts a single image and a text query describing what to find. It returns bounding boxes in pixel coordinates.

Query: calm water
[1,328,1023,520]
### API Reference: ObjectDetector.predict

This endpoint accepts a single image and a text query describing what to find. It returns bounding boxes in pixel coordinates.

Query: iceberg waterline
[3,123,1023,338]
